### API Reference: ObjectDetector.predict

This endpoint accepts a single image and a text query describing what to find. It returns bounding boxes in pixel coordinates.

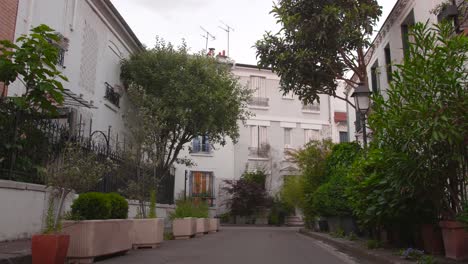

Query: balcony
[302,104,320,112]
[191,142,212,154]
[104,82,120,107]
[248,97,269,107]
[248,144,270,158]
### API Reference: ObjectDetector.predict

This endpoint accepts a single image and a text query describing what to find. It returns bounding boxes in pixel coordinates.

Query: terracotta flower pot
[32,234,70,264]
[421,224,444,255]
[439,221,468,260]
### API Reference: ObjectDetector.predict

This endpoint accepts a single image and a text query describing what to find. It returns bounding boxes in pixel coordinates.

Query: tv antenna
[200,26,216,52]
[219,21,234,57]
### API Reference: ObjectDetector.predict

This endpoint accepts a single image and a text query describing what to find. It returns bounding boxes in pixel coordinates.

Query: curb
[298,229,398,264]
[0,254,31,264]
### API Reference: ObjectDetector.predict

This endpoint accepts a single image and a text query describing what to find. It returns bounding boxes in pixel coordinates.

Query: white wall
[0,180,178,242]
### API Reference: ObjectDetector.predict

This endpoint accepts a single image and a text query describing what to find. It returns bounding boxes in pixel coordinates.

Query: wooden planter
[196,218,209,236]
[208,218,220,233]
[31,234,70,264]
[129,218,164,249]
[421,224,444,255]
[439,221,468,260]
[62,220,132,263]
[172,217,196,240]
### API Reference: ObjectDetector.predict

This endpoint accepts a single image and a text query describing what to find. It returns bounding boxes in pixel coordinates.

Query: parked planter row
[33,218,164,264]
[173,217,220,240]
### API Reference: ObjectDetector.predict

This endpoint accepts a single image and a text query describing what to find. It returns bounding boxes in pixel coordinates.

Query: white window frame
[284,128,292,149]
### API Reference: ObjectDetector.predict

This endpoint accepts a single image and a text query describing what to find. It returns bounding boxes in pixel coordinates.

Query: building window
[249,125,269,157]
[401,10,415,57]
[192,135,211,154]
[302,102,320,112]
[384,44,392,83]
[304,129,320,144]
[339,132,349,143]
[189,171,215,206]
[370,60,380,93]
[284,128,292,148]
[249,76,269,107]
[104,82,120,107]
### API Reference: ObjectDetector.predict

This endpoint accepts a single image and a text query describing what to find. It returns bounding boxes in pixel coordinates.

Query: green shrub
[457,203,468,226]
[193,202,209,218]
[71,192,111,220]
[268,198,292,226]
[148,190,157,218]
[346,232,358,241]
[366,239,382,249]
[170,199,195,219]
[107,193,128,219]
[330,228,345,238]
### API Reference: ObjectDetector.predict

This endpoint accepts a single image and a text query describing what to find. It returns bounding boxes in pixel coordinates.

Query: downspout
[328,94,332,141]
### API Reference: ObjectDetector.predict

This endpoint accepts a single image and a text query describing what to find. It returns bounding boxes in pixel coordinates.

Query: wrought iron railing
[248,97,269,107]
[104,82,120,107]
[302,104,320,112]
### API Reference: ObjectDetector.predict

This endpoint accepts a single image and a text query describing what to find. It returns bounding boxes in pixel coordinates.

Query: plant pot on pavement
[439,221,468,260]
[32,234,70,264]
[421,224,444,255]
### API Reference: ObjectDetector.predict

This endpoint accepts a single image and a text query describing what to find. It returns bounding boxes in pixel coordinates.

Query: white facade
[346,0,445,141]
[174,63,336,214]
[8,0,142,145]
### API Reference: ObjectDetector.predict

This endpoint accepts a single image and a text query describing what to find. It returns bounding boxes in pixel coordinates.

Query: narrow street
[101,227,358,264]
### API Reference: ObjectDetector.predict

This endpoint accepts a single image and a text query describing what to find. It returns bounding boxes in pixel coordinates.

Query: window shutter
[251,126,259,147]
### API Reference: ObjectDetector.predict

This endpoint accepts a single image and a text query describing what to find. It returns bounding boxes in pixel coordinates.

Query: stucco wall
[0,180,178,242]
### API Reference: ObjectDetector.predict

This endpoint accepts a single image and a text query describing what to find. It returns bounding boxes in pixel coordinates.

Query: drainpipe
[328,94,333,141]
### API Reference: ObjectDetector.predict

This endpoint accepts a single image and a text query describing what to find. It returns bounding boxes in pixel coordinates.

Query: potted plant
[32,144,111,264]
[129,190,164,249]
[171,199,197,239]
[194,202,210,236]
[31,196,70,264]
[439,203,468,260]
[62,192,131,263]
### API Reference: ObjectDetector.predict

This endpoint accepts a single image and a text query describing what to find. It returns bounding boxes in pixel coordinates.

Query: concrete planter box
[208,218,220,233]
[172,217,196,240]
[62,219,132,263]
[196,218,209,236]
[129,218,164,249]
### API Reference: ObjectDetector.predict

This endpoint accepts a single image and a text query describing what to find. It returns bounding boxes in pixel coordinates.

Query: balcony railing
[302,104,320,112]
[192,142,212,154]
[248,144,270,158]
[104,82,120,107]
[248,97,269,107]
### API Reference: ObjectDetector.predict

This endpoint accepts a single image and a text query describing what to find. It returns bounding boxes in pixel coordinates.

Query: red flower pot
[439,221,468,260]
[421,224,444,255]
[32,234,70,264]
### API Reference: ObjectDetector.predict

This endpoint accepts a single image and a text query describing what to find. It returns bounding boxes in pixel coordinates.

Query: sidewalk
[0,240,31,264]
[299,229,465,264]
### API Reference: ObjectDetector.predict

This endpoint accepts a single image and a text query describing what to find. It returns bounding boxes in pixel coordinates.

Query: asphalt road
[101,226,358,264]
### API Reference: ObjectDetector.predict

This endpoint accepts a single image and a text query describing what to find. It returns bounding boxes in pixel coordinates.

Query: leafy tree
[0,24,67,114]
[280,175,305,213]
[255,0,382,105]
[286,140,332,225]
[120,39,251,208]
[368,22,468,220]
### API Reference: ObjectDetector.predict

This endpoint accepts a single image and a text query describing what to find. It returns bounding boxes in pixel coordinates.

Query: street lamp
[351,83,372,147]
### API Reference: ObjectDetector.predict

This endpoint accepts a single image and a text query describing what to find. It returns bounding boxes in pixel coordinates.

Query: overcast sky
[111,0,398,65]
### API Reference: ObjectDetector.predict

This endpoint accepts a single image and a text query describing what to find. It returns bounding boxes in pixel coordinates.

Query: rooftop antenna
[219,21,234,57]
[200,26,216,52]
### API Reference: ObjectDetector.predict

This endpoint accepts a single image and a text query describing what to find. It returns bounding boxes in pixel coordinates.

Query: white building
[7,0,143,146]
[173,61,343,214]
[346,0,461,141]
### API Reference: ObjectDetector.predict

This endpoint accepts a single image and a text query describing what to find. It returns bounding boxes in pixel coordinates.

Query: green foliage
[457,203,468,225]
[366,239,382,249]
[0,24,67,114]
[71,192,111,220]
[330,228,345,238]
[163,232,174,240]
[268,198,293,226]
[43,195,59,234]
[120,38,251,201]
[286,140,332,225]
[280,175,305,210]
[148,190,157,218]
[346,232,358,241]
[367,22,468,220]
[242,170,267,187]
[219,212,230,223]
[256,0,382,104]
[107,193,128,219]
[170,199,208,219]
[417,255,436,264]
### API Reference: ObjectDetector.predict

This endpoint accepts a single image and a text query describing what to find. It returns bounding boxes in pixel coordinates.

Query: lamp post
[351,83,372,147]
